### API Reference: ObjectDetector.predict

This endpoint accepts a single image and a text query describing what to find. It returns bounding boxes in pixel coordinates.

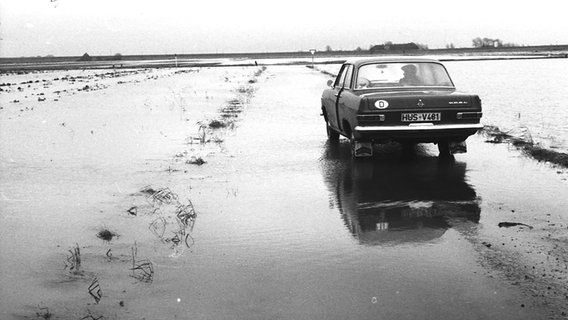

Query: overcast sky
[1,0,567,57]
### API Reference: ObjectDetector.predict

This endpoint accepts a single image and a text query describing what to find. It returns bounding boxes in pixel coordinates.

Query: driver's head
[401,64,417,75]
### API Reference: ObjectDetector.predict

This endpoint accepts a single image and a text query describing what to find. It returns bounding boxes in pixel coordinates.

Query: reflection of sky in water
[321,143,480,246]
[446,59,568,152]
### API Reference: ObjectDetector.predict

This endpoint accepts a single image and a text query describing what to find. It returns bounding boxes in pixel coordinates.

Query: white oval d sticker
[374,100,389,109]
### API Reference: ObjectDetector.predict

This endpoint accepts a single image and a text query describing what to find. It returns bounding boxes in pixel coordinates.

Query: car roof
[344,57,442,68]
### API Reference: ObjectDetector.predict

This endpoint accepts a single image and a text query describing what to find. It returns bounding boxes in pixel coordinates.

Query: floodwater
[1,61,568,319]
[445,59,568,153]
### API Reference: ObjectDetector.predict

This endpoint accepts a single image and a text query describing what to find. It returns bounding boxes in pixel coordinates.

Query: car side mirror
[327,79,333,87]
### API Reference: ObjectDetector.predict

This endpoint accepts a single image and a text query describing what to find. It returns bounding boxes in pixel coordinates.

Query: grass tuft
[186,156,206,166]
[64,243,82,274]
[208,119,227,129]
[97,229,118,241]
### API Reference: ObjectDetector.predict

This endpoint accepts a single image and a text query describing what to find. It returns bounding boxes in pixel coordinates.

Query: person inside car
[399,64,421,86]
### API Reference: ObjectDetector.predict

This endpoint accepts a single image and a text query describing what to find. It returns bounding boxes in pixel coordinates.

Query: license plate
[401,113,441,122]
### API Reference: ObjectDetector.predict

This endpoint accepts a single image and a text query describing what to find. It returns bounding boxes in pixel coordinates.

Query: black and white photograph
[1,0,567,319]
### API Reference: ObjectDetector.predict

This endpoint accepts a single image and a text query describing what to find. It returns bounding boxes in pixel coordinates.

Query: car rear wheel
[350,132,373,158]
[437,141,452,158]
[326,122,340,142]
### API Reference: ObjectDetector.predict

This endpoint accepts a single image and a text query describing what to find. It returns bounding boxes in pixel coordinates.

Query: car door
[328,64,352,131]
[336,64,354,133]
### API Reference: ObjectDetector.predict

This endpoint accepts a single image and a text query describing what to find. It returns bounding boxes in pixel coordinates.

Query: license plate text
[401,113,441,122]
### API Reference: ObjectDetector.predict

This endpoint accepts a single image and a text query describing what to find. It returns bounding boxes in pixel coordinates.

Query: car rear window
[355,62,454,89]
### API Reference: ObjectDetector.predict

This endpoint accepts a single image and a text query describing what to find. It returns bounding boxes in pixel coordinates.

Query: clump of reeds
[197,124,208,144]
[36,305,52,319]
[146,187,179,205]
[176,200,197,227]
[186,156,206,166]
[130,244,154,283]
[96,228,118,242]
[127,206,137,216]
[236,85,255,96]
[148,216,167,239]
[209,119,227,129]
[64,243,82,274]
[88,277,102,304]
[140,185,157,195]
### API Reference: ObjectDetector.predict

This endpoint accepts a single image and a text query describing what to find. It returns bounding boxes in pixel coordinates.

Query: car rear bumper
[353,123,483,142]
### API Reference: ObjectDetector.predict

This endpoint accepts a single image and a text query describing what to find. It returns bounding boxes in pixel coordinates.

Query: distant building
[78,53,92,61]
[370,42,420,53]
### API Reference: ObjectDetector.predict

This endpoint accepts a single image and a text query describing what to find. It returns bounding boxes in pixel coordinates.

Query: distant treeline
[3,44,568,62]
[1,44,567,71]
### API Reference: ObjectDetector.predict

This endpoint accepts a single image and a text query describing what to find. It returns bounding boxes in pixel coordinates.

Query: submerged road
[159,66,568,320]
[3,65,565,320]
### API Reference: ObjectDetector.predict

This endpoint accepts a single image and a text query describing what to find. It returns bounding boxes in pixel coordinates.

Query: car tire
[350,132,357,158]
[350,131,373,158]
[326,122,340,142]
[437,141,452,158]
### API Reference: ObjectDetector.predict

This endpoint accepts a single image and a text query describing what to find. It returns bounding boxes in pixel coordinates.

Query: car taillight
[456,112,482,120]
[474,96,482,108]
[357,114,385,122]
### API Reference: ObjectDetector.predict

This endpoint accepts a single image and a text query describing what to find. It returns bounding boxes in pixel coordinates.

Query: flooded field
[1,59,568,319]
[447,59,568,153]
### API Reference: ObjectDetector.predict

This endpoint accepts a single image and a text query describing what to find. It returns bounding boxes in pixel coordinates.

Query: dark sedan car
[321,58,483,157]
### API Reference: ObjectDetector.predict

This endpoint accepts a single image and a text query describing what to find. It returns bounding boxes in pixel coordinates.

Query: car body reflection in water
[320,142,481,246]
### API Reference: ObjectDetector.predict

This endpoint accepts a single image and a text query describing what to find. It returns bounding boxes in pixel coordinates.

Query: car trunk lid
[357,90,482,126]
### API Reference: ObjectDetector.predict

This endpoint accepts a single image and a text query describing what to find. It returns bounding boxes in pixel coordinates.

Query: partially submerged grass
[130,244,154,283]
[88,277,102,304]
[481,125,568,168]
[127,206,137,216]
[524,145,568,167]
[141,185,197,251]
[236,85,255,96]
[186,123,208,145]
[64,243,82,274]
[96,228,118,241]
[36,305,52,319]
[146,187,179,205]
[186,156,206,165]
[139,185,157,195]
[208,119,227,129]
